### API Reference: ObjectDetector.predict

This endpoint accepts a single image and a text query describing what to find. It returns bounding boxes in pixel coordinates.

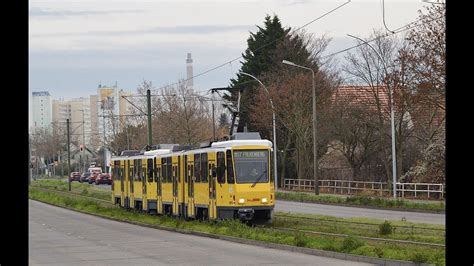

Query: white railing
[283,179,445,199]
[396,182,444,199]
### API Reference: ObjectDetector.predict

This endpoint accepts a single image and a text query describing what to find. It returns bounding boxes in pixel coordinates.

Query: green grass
[276,191,445,212]
[31,179,111,201]
[28,185,445,265]
[273,212,445,245]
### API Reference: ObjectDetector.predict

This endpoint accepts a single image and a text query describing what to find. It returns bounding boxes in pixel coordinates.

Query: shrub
[293,231,309,247]
[379,220,393,235]
[341,236,364,252]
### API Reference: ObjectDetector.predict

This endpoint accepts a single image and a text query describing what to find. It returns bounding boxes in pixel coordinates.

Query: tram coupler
[238,208,255,221]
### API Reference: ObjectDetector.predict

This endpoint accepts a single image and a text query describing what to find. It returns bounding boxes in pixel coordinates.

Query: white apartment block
[70,97,92,148]
[96,85,132,145]
[51,97,92,148]
[31,91,53,131]
[47,85,133,152]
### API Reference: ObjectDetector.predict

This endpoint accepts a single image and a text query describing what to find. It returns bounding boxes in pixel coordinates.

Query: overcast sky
[29,0,430,119]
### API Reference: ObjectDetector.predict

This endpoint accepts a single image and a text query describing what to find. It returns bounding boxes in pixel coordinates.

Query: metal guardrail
[283,179,445,199]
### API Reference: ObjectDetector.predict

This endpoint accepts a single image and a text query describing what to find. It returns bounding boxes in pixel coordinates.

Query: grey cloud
[29,7,145,18]
[30,24,256,38]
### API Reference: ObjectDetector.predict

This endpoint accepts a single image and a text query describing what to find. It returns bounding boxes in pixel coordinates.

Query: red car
[69,172,81,182]
[95,173,112,185]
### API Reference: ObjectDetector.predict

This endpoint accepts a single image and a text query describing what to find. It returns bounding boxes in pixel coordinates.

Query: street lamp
[239,72,278,192]
[346,34,398,199]
[281,60,319,195]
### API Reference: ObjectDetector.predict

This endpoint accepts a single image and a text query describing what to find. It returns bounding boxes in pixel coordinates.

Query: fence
[283,179,445,199]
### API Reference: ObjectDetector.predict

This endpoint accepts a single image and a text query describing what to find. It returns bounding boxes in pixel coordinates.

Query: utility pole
[82,110,85,173]
[147,89,152,150]
[211,91,216,141]
[67,119,71,191]
[102,107,107,173]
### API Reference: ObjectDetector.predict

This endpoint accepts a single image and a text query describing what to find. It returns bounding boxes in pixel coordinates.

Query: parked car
[80,172,91,183]
[88,167,102,184]
[95,173,112,185]
[69,172,81,182]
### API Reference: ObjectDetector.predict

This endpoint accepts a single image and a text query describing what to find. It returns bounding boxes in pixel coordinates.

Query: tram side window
[154,158,158,182]
[194,154,201,183]
[226,150,235,184]
[134,160,138,181]
[201,153,208,182]
[167,157,172,183]
[161,158,167,183]
[148,159,153,182]
[217,152,225,184]
[184,155,188,183]
[269,152,274,183]
[139,159,143,181]
[130,161,134,182]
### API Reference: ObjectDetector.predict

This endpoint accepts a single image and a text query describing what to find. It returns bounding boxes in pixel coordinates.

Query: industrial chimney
[186,53,193,88]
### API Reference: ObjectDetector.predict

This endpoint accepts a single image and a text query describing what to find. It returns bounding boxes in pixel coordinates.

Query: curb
[30,198,434,266]
[276,198,445,214]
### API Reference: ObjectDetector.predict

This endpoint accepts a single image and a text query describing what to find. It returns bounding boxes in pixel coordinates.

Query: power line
[150,0,352,94]
[321,14,444,60]
[381,0,396,33]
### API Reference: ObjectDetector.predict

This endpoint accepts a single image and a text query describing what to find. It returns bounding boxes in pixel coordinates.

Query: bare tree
[343,30,415,182]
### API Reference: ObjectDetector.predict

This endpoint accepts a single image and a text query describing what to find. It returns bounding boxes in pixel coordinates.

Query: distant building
[94,84,133,146]
[70,97,92,147]
[118,89,133,125]
[89,94,100,150]
[31,91,53,131]
[51,97,92,147]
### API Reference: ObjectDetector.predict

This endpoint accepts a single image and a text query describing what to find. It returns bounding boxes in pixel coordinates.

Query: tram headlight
[261,198,268,203]
[238,198,245,204]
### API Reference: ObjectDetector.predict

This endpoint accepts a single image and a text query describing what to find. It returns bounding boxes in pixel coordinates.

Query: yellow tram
[111,133,275,223]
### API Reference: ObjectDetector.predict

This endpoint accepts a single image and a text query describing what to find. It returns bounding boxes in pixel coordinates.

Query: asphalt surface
[275,200,445,225]
[29,200,374,266]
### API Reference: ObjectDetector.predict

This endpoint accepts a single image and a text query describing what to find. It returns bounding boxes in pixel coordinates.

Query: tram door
[156,158,163,214]
[120,160,125,206]
[126,160,131,208]
[183,155,188,218]
[142,159,147,211]
[208,152,217,219]
[172,156,179,216]
[131,160,136,208]
[187,156,195,217]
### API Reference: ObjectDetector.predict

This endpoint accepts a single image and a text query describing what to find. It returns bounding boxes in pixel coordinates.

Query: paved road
[29,200,373,266]
[275,200,445,225]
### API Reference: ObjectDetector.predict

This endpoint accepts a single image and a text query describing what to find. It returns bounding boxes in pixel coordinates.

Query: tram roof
[111,139,272,161]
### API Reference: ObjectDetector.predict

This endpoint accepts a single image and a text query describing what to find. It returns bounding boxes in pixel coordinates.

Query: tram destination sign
[234,150,267,159]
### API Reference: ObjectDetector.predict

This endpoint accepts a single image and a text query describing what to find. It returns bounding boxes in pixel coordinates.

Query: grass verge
[276,191,445,212]
[29,186,445,265]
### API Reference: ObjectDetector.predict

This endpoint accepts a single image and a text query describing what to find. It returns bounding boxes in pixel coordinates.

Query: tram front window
[233,150,269,184]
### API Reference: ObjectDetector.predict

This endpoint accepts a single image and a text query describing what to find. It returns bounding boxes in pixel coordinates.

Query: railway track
[274,213,445,233]
[30,186,113,206]
[30,186,444,248]
[266,226,445,248]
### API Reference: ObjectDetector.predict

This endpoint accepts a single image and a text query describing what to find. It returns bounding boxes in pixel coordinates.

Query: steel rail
[268,226,445,248]
[274,213,445,232]
[30,186,113,206]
